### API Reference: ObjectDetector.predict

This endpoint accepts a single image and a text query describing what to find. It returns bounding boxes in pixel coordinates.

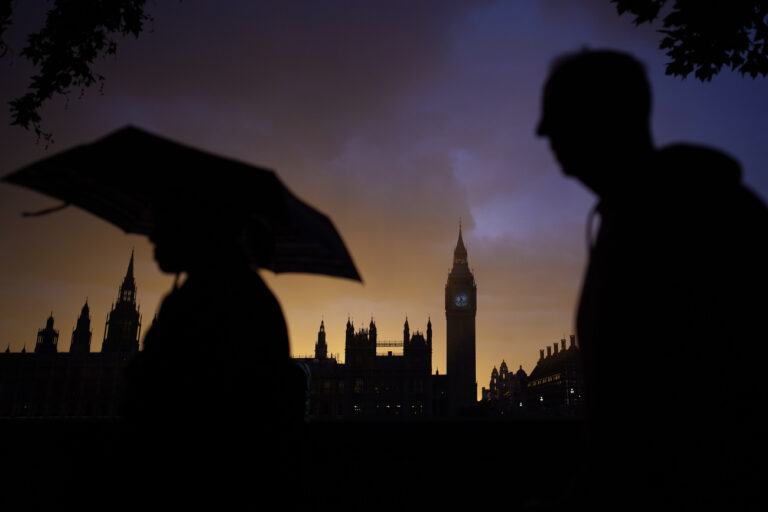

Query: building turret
[35,313,59,353]
[369,318,377,345]
[314,320,328,360]
[346,317,354,342]
[404,329,431,374]
[427,317,432,349]
[70,300,93,353]
[102,251,142,353]
[403,316,410,346]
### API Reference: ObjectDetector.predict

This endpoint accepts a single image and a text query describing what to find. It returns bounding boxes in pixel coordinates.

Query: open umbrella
[2,126,361,281]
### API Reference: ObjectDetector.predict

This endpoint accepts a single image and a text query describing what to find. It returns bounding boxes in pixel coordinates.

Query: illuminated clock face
[454,293,468,307]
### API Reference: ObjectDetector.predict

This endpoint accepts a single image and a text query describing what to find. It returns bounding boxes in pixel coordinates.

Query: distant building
[2,228,482,421]
[481,335,584,417]
[527,335,584,416]
[296,316,436,420]
[294,226,476,420]
[293,321,345,420]
[0,253,138,419]
[0,350,133,419]
[481,360,528,415]
[344,316,434,418]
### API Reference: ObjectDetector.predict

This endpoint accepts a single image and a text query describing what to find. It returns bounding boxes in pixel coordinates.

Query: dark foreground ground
[1,417,585,510]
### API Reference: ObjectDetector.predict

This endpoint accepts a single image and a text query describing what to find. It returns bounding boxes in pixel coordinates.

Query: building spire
[102,251,141,353]
[118,250,137,305]
[126,248,135,280]
[71,299,93,354]
[453,222,468,266]
[403,315,410,345]
[315,318,328,360]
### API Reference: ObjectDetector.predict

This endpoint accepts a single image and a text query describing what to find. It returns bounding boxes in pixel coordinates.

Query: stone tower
[102,251,141,353]
[315,320,328,360]
[444,225,477,413]
[35,313,59,354]
[70,300,92,353]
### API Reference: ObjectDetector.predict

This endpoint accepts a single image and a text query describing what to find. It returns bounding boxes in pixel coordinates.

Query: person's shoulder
[657,143,766,208]
[655,143,742,187]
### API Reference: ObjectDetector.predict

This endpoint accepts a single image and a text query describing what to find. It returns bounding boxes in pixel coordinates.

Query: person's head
[537,49,654,195]
[149,196,251,275]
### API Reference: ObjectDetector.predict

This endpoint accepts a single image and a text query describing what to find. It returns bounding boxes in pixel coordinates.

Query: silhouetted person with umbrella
[126,195,298,419]
[121,191,306,506]
[537,49,768,510]
[3,126,361,510]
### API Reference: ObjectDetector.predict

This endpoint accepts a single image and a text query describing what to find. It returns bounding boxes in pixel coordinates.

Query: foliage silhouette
[613,0,768,80]
[0,0,10,57]
[0,0,150,143]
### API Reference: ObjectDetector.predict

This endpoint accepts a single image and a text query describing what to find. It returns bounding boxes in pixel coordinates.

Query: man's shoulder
[655,143,766,213]
[655,143,742,190]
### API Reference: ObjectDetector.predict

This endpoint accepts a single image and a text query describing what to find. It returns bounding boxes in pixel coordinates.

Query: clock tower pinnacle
[445,224,477,413]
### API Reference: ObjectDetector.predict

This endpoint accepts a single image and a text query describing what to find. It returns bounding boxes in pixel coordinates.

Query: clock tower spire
[445,223,477,414]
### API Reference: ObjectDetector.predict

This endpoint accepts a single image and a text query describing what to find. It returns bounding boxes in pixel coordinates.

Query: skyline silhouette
[1,225,578,398]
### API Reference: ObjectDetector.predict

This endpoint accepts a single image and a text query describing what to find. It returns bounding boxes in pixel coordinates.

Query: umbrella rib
[21,202,71,217]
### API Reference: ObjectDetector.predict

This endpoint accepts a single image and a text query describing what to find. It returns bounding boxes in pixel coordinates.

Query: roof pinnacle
[126,248,135,279]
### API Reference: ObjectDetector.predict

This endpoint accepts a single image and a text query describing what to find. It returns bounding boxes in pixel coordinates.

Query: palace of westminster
[0,228,583,420]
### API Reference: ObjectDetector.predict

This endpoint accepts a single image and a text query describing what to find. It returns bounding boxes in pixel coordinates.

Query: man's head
[149,196,251,274]
[537,49,654,195]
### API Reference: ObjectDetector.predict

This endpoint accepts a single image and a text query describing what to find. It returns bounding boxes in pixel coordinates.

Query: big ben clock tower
[445,224,477,413]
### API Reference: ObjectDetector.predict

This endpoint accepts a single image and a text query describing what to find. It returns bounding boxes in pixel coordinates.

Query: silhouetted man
[121,195,305,508]
[537,50,768,510]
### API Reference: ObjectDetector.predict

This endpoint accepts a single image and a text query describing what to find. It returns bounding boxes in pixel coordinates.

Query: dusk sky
[1,1,766,395]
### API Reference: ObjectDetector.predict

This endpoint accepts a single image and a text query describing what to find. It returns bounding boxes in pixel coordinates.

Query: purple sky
[1,1,766,392]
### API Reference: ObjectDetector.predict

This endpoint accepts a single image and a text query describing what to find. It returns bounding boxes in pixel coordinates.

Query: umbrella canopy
[2,126,361,281]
